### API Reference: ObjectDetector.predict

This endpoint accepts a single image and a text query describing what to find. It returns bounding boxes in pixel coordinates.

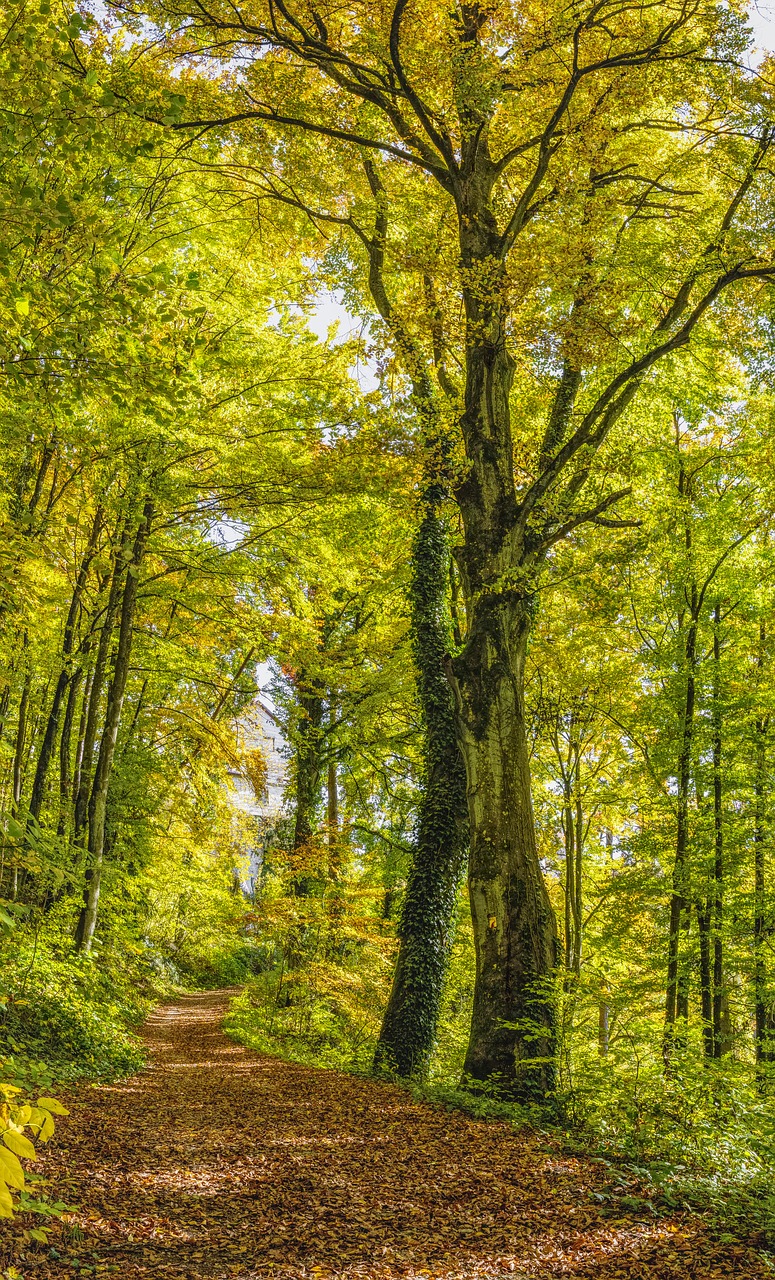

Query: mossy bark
[450,595,557,1099]
[445,209,560,1100]
[374,507,468,1079]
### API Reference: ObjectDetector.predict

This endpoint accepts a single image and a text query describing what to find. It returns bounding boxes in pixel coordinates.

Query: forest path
[20,990,767,1279]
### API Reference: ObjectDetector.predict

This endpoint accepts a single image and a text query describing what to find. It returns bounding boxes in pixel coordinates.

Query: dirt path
[13,991,768,1279]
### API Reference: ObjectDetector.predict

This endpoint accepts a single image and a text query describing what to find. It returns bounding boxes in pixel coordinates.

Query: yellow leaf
[35,1097,68,1116]
[26,1107,48,1135]
[13,1105,31,1125]
[0,1183,15,1216]
[14,298,29,316]
[0,1147,25,1190]
[39,1113,55,1142]
[3,1130,36,1160]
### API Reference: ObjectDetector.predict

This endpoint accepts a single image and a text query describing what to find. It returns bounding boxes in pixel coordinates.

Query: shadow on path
[15,990,768,1279]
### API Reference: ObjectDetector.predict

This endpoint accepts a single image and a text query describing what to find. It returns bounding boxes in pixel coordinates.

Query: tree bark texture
[57,667,82,839]
[439,211,558,1098]
[76,500,153,952]
[375,509,469,1079]
[754,625,773,1073]
[29,507,102,822]
[73,526,130,850]
[711,602,725,1057]
[664,481,697,1061]
[451,600,557,1098]
[291,668,324,896]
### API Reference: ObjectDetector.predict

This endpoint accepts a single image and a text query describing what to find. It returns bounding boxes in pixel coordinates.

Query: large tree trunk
[443,206,559,1100]
[374,508,468,1079]
[75,500,152,953]
[363,173,470,1079]
[451,599,557,1099]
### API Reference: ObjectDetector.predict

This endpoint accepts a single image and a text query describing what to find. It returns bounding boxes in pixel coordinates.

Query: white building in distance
[227,697,287,894]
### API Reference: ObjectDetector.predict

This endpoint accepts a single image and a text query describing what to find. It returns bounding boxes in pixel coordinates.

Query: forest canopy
[4,0,775,1267]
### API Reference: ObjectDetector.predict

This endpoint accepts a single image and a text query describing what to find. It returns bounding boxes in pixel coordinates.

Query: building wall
[226,698,287,894]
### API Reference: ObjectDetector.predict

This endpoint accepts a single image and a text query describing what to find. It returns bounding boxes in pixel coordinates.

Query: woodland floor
[8,990,772,1280]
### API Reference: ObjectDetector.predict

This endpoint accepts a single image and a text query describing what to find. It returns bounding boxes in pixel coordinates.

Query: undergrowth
[1,943,150,1083]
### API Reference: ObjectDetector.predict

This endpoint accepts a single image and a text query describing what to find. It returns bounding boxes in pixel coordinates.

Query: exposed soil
[8,991,770,1279]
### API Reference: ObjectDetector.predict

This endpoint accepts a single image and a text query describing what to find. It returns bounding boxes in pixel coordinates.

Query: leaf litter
[6,992,769,1279]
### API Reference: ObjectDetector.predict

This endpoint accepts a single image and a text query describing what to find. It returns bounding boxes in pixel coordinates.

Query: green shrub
[224,947,391,1073]
[0,934,154,1082]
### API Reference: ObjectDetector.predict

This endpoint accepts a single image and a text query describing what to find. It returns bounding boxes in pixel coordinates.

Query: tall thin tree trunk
[664,633,693,1052]
[290,669,324,897]
[697,899,714,1057]
[8,668,31,900]
[0,682,10,743]
[12,672,30,816]
[598,1000,610,1056]
[326,759,339,845]
[754,621,772,1073]
[75,500,152,953]
[675,910,691,1030]
[326,757,342,880]
[29,507,102,822]
[73,525,130,850]
[57,667,82,839]
[711,601,725,1057]
[664,467,697,1062]
[73,665,94,808]
[572,745,583,977]
[563,795,574,974]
